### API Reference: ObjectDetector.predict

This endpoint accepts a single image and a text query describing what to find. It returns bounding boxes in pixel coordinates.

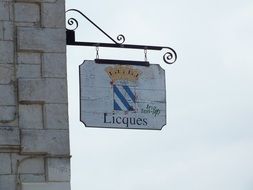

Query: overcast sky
[66,0,253,189]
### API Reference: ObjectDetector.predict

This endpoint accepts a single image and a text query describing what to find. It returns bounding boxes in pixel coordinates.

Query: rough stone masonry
[0,0,71,189]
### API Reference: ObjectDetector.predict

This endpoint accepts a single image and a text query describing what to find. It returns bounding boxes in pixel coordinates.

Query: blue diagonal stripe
[123,85,136,103]
[113,85,133,111]
[114,100,122,110]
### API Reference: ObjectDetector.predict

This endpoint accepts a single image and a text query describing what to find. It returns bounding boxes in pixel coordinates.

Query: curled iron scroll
[67,18,78,31]
[116,34,125,44]
[163,47,177,64]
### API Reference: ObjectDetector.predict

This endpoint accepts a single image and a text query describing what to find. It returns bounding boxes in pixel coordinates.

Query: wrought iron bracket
[66,9,177,65]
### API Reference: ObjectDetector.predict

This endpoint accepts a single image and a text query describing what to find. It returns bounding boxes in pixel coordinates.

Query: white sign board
[80,60,166,130]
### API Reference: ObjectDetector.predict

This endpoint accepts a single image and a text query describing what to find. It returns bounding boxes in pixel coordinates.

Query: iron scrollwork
[67,17,78,31]
[66,9,177,64]
[66,9,125,44]
[163,47,177,64]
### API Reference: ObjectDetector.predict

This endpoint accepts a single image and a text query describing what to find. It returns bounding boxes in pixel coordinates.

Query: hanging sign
[80,60,166,130]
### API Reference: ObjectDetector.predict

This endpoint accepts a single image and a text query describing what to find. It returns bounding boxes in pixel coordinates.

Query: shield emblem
[113,84,136,111]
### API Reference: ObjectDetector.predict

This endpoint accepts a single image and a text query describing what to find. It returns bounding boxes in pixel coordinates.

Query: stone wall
[0,0,70,189]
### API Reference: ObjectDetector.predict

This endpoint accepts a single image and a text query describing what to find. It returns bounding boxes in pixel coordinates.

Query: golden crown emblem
[105,65,141,82]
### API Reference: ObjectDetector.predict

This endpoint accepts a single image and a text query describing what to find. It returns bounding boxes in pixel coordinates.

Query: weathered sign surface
[80,60,166,130]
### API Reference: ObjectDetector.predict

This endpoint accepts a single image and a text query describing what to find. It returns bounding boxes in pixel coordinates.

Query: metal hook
[96,46,99,59]
[144,49,148,62]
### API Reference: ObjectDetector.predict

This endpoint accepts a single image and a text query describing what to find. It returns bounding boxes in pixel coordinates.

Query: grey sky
[66,0,253,189]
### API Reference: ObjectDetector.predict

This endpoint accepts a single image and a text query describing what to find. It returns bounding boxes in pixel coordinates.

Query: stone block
[15,22,38,27]
[20,174,45,183]
[17,64,41,78]
[0,2,10,21]
[19,104,43,129]
[0,175,15,190]
[11,154,44,174]
[0,106,16,122]
[0,127,20,146]
[21,129,70,154]
[42,53,66,78]
[0,153,11,174]
[0,64,14,84]
[22,182,70,190]
[18,52,41,65]
[18,78,68,104]
[17,27,65,53]
[42,0,64,28]
[0,41,13,64]
[14,3,40,23]
[0,85,15,105]
[47,158,70,181]
[44,104,68,129]
[3,21,13,40]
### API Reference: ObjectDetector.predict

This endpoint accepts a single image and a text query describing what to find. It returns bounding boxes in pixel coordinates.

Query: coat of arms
[105,65,141,112]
